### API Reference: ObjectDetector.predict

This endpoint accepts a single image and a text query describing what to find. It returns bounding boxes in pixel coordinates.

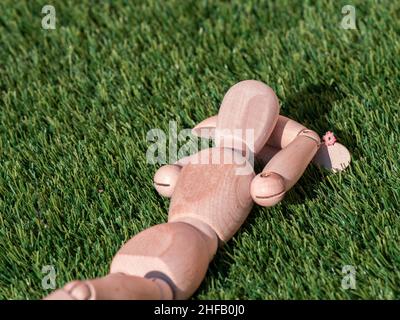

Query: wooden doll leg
[251,129,321,206]
[44,221,217,300]
[44,273,173,300]
[110,221,218,300]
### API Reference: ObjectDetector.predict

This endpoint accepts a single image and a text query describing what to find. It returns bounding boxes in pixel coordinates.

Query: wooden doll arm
[154,114,219,198]
[251,128,321,207]
[153,152,208,198]
[259,116,351,172]
[191,115,218,139]
[191,114,308,149]
[154,145,213,198]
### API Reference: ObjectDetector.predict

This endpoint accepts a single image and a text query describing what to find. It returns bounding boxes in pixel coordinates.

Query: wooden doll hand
[250,172,286,207]
[153,164,182,198]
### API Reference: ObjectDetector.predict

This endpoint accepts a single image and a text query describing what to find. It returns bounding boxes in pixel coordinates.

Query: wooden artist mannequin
[45,80,350,300]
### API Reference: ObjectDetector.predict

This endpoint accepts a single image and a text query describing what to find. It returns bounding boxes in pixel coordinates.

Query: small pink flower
[323,131,337,146]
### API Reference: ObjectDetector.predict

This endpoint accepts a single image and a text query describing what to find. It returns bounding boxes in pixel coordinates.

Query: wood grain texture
[168,147,255,243]
[44,274,173,300]
[43,80,343,301]
[216,80,279,154]
[190,113,312,152]
[256,144,280,167]
[267,115,307,149]
[153,164,182,197]
[191,115,218,139]
[262,132,320,191]
[110,222,214,300]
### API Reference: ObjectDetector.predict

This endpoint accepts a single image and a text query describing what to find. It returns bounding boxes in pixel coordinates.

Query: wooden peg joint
[297,129,321,147]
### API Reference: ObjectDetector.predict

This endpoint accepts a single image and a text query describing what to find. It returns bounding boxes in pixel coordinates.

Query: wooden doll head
[215,80,280,156]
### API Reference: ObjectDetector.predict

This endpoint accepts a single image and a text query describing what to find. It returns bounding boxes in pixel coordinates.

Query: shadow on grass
[279,82,357,207]
[284,82,358,155]
[196,83,354,297]
[194,83,362,298]
[237,83,358,233]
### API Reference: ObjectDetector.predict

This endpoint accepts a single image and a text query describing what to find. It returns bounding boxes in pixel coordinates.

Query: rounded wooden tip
[67,281,92,300]
[154,165,181,197]
[228,79,275,93]
[250,172,286,207]
[216,80,280,155]
[44,281,93,300]
[43,288,75,300]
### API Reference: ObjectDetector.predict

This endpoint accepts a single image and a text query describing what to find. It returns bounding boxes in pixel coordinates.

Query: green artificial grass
[0,0,399,299]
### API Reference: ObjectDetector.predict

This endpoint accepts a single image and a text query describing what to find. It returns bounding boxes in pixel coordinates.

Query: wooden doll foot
[250,172,286,207]
[43,287,76,300]
[44,280,92,300]
[44,273,173,300]
[64,280,92,300]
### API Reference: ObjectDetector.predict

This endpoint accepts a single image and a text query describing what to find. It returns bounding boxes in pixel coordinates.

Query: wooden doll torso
[168,147,255,243]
